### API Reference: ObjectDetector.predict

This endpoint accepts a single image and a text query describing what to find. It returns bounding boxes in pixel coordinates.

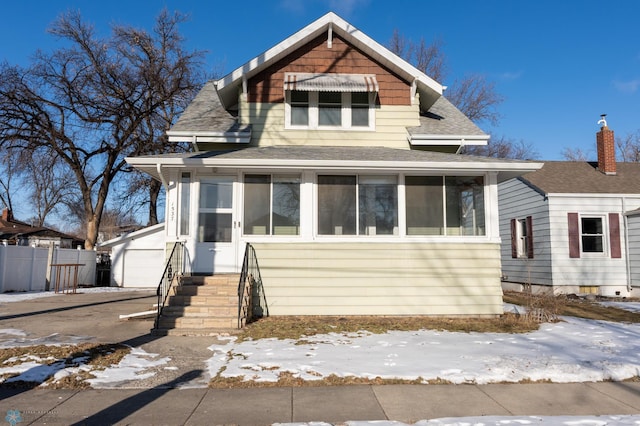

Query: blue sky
[1,0,639,161]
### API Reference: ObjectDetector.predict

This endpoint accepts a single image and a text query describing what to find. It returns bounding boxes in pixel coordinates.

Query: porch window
[445,176,485,236]
[358,176,398,235]
[318,175,357,235]
[198,177,233,243]
[405,176,485,236]
[179,172,191,236]
[243,174,300,236]
[405,176,444,235]
[317,175,398,236]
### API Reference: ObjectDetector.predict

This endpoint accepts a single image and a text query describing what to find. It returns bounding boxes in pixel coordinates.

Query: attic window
[284,73,377,131]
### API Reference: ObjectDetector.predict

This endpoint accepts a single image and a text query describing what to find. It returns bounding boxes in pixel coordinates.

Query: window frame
[580,215,607,256]
[242,173,301,237]
[316,174,399,237]
[404,175,486,237]
[512,216,533,259]
[285,91,375,131]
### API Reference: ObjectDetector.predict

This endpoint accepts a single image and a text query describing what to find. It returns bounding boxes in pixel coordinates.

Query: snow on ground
[0,286,151,303]
[282,416,640,425]
[208,315,640,384]
[2,291,640,424]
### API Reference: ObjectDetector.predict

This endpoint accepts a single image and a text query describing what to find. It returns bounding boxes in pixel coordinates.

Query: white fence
[0,246,97,292]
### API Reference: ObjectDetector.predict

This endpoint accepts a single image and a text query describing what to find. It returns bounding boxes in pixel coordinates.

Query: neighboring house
[115,12,541,316]
[499,123,640,297]
[0,208,83,248]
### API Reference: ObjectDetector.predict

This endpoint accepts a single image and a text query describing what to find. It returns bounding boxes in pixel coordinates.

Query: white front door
[194,176,237,274]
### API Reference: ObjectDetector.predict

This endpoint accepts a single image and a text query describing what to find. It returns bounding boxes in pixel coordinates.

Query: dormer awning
[284,72,379,92]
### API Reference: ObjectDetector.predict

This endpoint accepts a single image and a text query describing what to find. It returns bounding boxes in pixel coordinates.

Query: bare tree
[617,131,640,162]
[0,9,204,248]
[0,149,23,213]
[561,147,591,161]
[462,136,539,160]
[388,31,502,125]
[24,150,75,227]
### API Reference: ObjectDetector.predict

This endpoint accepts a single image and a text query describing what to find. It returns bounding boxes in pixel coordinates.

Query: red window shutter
[526,216,534,259]
[510,218,517,258]
[609,213,621,258]
[568,213,580,258]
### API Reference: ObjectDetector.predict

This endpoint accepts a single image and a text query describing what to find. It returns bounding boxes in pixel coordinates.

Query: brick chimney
[1,208,13,222]
[596,115,616,175]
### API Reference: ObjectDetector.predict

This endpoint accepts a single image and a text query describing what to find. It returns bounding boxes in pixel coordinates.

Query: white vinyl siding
[628,214,640,287]
[498,179,552,285]
[547,196,640,293]
[499,178,640,295]
[251,242,503,316]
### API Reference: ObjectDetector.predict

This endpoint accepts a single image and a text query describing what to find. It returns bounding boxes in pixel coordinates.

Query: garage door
[123,249,164,287]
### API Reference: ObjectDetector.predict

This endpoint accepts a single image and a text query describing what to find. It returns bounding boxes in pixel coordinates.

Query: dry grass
[237,312,538,342]
[0,343,130,389]
[209,370,444,389]
[503,291,640,323]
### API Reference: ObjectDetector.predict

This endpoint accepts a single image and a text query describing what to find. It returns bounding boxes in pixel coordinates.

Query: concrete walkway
[0,290,639,425]
[0,382,639,425]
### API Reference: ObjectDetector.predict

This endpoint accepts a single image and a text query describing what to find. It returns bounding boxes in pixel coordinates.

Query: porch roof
[127,146,542,183]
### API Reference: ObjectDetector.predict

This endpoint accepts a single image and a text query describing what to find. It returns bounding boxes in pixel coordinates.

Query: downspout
[622,197,632,292]
[156,164,177,239]
[156,163,168,191]
[455,139,466,154]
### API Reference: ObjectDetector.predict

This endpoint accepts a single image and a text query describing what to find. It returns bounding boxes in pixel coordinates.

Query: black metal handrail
[238,243,268,328]
[155,241,185,329]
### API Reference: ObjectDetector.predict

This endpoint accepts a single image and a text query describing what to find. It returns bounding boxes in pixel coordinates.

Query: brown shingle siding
[248,35,411,105]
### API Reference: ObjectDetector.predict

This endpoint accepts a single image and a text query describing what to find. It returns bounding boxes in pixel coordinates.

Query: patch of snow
[599,301,640,313]
[86,347,170,387]
[0,287,152,303]
[207,316,640,385]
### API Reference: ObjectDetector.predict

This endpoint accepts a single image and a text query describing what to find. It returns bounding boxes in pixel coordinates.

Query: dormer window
[284,73,378,130]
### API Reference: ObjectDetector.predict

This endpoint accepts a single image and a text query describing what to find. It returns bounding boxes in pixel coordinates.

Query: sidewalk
[0,382,639,425]
[0,290,639,425]
[0,382,640,425]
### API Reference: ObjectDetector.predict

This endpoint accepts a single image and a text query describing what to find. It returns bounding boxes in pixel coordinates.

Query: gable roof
[215,12,443,113]
[167,13,487,146]
[519,161,640,195]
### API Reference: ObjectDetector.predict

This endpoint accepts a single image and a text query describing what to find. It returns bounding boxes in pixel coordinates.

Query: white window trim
[579,214,608,257]
[241,173,302,238]
[515,217,528,258]
[285,91,375,131]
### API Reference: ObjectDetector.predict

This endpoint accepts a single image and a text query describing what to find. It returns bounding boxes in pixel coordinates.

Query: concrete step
[157,315,237,329]
[174,285,237,297]
[151,327,240,337]
[152,274,244,335]
[162,305,237,317]
[181,274,241,286]
[167,294,237,306]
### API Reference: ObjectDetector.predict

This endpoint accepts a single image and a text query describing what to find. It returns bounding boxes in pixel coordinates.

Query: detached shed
[100,224,167,288]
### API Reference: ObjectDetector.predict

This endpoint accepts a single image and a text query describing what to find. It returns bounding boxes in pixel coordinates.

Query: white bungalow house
[113,12,541,320]
[499,121,640,297]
